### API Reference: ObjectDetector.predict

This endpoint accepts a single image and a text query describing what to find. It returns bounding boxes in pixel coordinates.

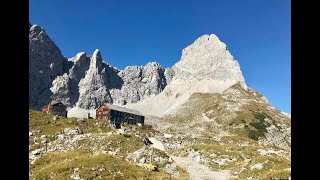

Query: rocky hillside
[29,107,290,179]
[146,83,291,151]
[29,110,188,179]
[139,84,291,179]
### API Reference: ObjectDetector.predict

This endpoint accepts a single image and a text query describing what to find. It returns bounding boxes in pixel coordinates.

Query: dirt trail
[171,156,232,180]
[149,137,231,180]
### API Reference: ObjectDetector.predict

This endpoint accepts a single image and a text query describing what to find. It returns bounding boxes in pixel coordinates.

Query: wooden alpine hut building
[96,103,144,127]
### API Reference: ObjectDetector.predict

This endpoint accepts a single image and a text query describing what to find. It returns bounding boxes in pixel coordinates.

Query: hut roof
[98,103,144,116]
[50,102,66,106]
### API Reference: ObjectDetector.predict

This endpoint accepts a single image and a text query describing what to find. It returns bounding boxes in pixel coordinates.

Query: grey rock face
[50,73,70,105]
[50,52,92,107]
[76,50,113,109]
[164,67,175,85]
[50,50,124,109]
[112,62,167,105]
[50,50,167,109]
[170,34,247,89]
[29,23,69,110]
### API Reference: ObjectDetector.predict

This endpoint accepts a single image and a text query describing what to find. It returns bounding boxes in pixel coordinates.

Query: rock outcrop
[76,50,113,109]
[111,62,167,105]
[49,52,92,107]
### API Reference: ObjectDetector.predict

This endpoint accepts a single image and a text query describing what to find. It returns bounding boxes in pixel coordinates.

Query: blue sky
[29,0,291,113]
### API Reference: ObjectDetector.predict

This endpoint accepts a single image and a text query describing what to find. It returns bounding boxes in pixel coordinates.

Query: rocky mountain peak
[171,33,247,89]
[145,61,161,67]
[29,24,43,35]
[89,49,104,69]
[125,34,247,116]
[92,49,102,61]
[68,52,91,80]
[181,34,225,60]
[69,52,87,62]
[29,23,69,110]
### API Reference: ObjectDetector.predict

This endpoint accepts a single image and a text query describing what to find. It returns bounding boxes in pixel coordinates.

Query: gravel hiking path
[171,156,231,180]
[148,136,231,179]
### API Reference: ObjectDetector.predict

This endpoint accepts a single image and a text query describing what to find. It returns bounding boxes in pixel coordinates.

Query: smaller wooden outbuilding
[42,102,67,117]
